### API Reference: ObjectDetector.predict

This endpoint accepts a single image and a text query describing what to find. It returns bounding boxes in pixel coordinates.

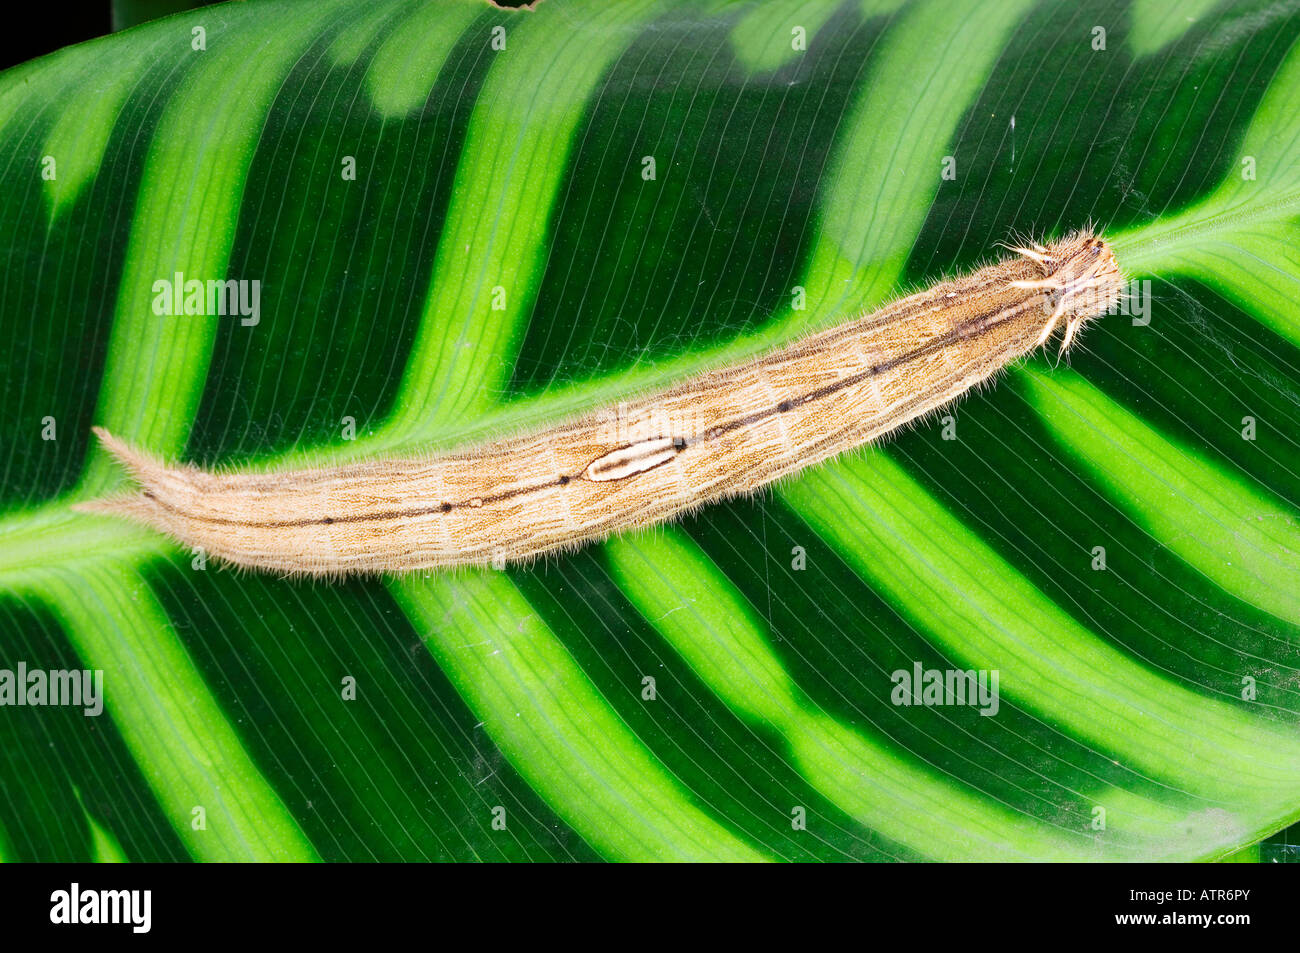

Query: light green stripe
[782,452,1300,805]
[87,815,130,863]
[391,571,766,861]
[77,789,130,863]
[607,529,1101,859]
[729,0,858,75]
[1023,367,1300,626]
[1129,0,1222,58]
[1079,785,1270,860]
[41,34,171,220]
[607,531,799,727]
[86,1,346,489]
[0,503,167,586]
[1117,223,1300,347]
[21,563,318,862]
[366,0,484,117]
[1110,36,1300,345]
[326,0,404,65]
[800,0,1033,316]
[43,70,139,220]
[385,0,662,438]
[0,51,69,135]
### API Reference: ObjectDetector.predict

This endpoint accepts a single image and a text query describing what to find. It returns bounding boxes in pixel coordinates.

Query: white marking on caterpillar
[75,229,1124,577]
[584,437,682,481]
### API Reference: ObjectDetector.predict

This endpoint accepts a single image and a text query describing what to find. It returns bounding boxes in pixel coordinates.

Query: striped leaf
[2,0,1298,861]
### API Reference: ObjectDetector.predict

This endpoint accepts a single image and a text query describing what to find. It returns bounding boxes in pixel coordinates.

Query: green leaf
[3,0,1299,862]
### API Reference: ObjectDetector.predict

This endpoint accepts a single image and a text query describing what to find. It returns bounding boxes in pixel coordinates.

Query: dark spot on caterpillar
[440,502,453,513]
[776,400,793,413]
[323,516,334,524]
[558,474,570,485]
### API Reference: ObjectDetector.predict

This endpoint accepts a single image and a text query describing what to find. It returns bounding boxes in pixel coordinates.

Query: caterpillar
[76,229,1123,577]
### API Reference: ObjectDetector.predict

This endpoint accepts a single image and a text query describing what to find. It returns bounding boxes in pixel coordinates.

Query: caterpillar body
[78,230,1123,577]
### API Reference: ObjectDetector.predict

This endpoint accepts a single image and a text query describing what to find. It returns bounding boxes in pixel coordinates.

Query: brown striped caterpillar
[77,230,1123,577]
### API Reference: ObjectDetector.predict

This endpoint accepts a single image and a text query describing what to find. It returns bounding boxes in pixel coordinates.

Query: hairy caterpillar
[77,230,1123,576]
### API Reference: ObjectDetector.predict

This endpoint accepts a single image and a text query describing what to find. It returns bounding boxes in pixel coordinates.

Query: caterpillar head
[1009,228,1124,354]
